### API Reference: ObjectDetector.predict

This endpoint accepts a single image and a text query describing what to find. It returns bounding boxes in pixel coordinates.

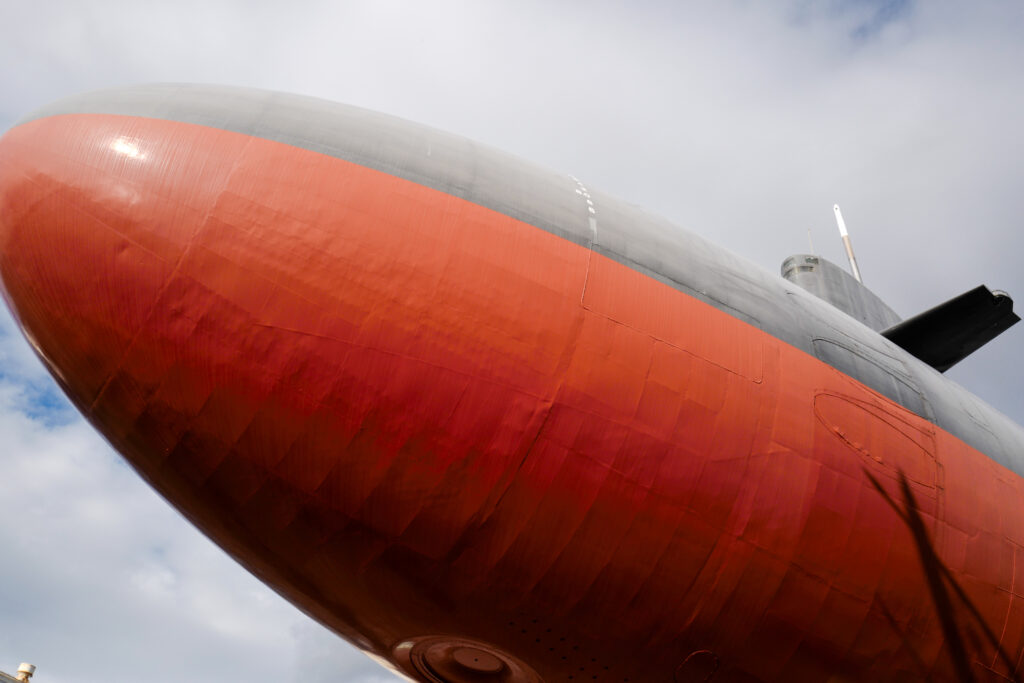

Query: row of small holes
[508,619,628,682]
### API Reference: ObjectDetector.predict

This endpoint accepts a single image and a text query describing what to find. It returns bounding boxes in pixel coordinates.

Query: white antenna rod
[833,204,863,284]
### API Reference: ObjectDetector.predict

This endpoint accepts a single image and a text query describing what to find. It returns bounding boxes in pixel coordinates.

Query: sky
[0,1,1023,681]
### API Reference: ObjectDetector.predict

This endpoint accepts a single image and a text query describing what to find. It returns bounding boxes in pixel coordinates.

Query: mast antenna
[833,204,863,284]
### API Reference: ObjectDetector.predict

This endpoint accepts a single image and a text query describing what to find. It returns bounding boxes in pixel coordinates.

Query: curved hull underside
[2,89,1024,682]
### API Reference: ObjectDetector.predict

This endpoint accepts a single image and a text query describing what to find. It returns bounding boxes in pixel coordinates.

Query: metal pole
[834,204,863,284]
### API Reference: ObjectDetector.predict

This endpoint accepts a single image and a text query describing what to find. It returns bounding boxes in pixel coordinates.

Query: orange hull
[2,104,1023,681]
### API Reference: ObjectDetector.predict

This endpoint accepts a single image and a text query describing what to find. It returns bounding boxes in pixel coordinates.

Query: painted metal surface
[24,84,1024,476]
[780,254,901,331]
[0,663,35,683]
[881,285,1019,372]
[2,85,1024,681]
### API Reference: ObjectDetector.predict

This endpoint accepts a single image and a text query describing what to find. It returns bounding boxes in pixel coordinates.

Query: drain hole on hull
[394,636,541,683]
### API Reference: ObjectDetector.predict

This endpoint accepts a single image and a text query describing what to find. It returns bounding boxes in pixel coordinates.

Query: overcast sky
[1,1,1023,681]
